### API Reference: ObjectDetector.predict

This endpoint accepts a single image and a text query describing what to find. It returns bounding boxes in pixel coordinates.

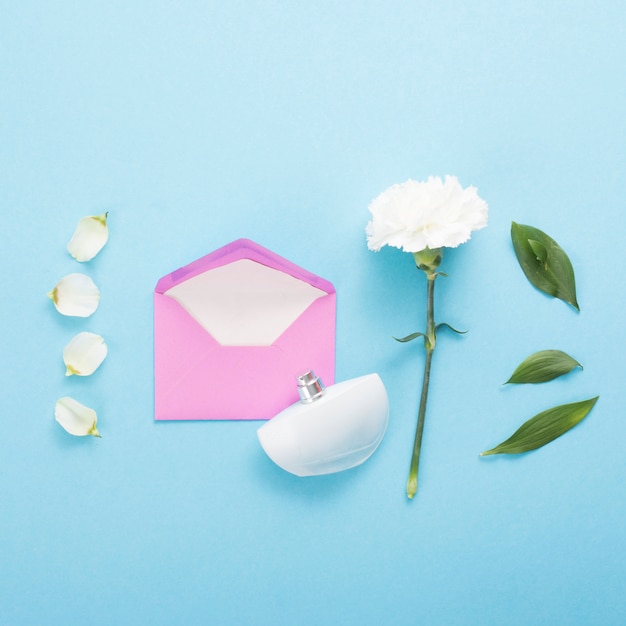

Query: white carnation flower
[366,175,488,253]
[366,174,489,499]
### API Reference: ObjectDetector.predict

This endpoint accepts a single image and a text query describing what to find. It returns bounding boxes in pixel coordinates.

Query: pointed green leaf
[480,396,598,456]
[394,332,425,343]
[511,222,579,311]
[436,322,467,335]
[505,349,582,384]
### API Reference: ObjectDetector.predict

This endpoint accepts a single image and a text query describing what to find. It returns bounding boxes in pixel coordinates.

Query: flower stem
[406,273,437,499]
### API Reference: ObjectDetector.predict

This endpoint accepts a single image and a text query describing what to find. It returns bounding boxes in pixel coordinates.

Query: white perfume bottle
[257,371,389,477]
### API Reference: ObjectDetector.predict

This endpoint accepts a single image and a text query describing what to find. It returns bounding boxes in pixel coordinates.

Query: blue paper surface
[1,1,625,624]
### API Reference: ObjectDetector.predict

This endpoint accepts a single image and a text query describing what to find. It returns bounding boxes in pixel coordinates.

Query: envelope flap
[155,238,335,295]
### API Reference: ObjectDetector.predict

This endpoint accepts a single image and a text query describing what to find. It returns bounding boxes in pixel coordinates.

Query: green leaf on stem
[394,332,425,343]
[505,349,582,384]
[436,322,467,335]
[480,396,598,456]
[511,222,579,311]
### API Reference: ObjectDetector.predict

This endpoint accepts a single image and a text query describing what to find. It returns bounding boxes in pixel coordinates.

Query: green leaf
[511,222,579,311]
[480,396,598,456]
[394,332,425,343]
[436,322,467,335]
[505,349,582,384]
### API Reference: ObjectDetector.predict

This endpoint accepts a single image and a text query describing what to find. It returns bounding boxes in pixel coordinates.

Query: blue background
[1,1,624,624]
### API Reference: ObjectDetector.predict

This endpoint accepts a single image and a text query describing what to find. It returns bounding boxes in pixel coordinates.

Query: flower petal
[366,175,488,253]
[67,213,109,262]
[63,331,108,376]
[48,273,100,317]
[55,396,101,437]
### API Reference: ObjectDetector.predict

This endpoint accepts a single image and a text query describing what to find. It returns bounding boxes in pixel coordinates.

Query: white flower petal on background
[366,175,488,253]
[67,213,109,262]
[48,273,100,317]
[63,331,108,376]
[55,396,101,437]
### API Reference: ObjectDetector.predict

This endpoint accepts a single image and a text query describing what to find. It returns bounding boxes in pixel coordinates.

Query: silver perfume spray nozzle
[296,371,326,404]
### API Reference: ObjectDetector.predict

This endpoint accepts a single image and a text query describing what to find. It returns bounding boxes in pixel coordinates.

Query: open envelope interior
[154,239,336,420]
[164,259,328,346]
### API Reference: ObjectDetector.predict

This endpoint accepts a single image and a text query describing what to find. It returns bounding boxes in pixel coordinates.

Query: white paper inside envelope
[164,258,328,346]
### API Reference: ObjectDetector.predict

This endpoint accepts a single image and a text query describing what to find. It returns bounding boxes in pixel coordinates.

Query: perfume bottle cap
[296,371,326,404]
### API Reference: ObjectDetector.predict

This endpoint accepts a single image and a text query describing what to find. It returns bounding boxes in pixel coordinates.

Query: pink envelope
[154,238,336,420]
